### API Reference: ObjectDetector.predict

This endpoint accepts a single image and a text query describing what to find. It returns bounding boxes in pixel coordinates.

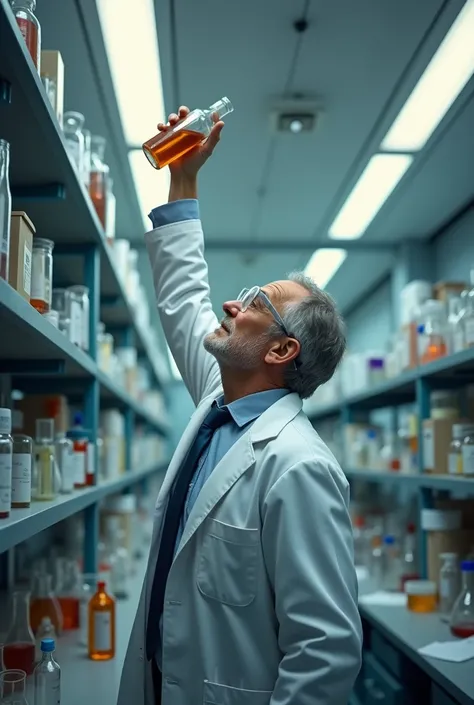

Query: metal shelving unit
[0,0,169,573]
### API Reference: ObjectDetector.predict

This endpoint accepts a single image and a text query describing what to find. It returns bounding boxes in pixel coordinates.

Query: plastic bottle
[33,638,60,705]
[88,581,115,660]
[382,535,402,591]
[143,97,233,169]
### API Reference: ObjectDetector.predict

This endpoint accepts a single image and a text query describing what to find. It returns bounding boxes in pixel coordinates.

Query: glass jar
[449,424,474,475]
[439,552,461,621]
[12,434,32,508]
[51,287,69,316]
[450,560,474,638]
[54,432,74,493]
[430,390,459,420]
[11,0,41,70]
[34,419,56,500]
[67,285,90,351]
[31,238,54,313]
[0,669,28,704]
[30,572,63,635]
[63,111,85,175]
[405,580,437,613]
[3,590,35,675]
[82,128,92,188]
[0,140,12,281]
[89,136,108,228]
[0,408,13,519]
[462,428,474,476]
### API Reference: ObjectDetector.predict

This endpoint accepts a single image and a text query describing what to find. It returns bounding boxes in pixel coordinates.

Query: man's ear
[264,338,300,366]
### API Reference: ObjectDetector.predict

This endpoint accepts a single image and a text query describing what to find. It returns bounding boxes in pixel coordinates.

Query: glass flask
[31,238,54,313]
[34,617,55,661]
[0,408,13,519]
[34,419,56,500]
[63,111,85,175]
[57,559,81,630]
[89,136,108,228]
[88,581,115,660]
[439,553,461,622]
[11,434,32,508]
[450,560,474,638]
[0,140,12,281]
[11,0,41,70]
[33,638,60,705]
[3,590,36,675]
[30,571,63,635]
[0,670,28,705]
[143,97,233,169]
[67,285,90,351]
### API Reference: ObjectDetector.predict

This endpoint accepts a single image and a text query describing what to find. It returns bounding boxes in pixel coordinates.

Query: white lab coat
[117,214,362,705]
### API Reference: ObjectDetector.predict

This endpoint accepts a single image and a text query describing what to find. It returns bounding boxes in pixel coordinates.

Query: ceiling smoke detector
[270,97,322,134]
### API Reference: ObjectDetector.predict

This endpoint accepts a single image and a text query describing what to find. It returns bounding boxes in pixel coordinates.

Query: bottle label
[23,244,32,296]
[448,452,462,475]
[462,445,474,475]
[60,446,75,492]
[466,319,474,346]
[94,611,112,652]
[12,453,31,503]
[31,249,46,301]
[0,455,12,513]
[422,426,434,470]
[72,451,86,484]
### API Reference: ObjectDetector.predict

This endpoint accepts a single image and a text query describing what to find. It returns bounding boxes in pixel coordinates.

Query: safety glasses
[237,287,300,370]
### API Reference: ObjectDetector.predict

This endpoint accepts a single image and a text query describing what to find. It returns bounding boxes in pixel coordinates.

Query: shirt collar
[215,389,290,429]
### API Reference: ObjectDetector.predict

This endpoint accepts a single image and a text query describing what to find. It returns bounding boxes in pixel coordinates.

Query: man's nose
[222,300,242,317]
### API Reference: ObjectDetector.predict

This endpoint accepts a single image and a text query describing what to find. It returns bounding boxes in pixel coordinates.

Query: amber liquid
[3,642,35,675]
[451,623,474,638]
[58,596,80,630]
[89,172,106,228]
[30,597,62,635]
[88,588,116,660]
[143,129,204,169]
[421,340,447,365]
[30,298,49,313]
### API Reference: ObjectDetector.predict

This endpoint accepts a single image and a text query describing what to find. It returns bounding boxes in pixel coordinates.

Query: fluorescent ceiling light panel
[382,0,474,151]
[166,345,182,382]
[304,248,347,289]
[129,149,170,231]
[329,154,413,239]
[97,0,165,146]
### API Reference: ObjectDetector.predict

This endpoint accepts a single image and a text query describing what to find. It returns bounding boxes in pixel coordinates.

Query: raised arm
[144,107,225,405]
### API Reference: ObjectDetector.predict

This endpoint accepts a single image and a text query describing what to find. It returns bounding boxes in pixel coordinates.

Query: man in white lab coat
[118,107,362,705]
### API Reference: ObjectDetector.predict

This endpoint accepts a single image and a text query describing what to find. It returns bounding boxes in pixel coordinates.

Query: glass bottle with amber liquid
[89,136,108,229]
[142,97,233,170]
[88,581,115,660]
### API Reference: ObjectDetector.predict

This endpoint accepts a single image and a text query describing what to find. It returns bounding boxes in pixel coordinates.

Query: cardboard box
[40,50,64,128]
[422,418,454,474]
[433,281,466,302]
[9,211,34,301]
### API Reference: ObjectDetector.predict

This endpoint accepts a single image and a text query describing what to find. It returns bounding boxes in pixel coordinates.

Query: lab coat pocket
[197,519,259,606]
[203,680,272,705]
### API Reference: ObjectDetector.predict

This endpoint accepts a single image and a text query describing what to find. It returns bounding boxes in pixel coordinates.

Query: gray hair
[269,272,346,399]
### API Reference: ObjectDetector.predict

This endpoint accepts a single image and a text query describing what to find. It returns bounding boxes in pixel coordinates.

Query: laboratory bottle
[352,516,368,567]
[465,269,474,348]
[462,427,474,476]
[54,433,74,494]
[88,581,116,660]
[12,434,32,508]
[67,413,88,488]
[382,535,402,591]
[109,530,130,600]
[33,638,60,705]
[449,424,474,475]
[31,238,54,314]
[0,669,28,705]
[57,560,80,630]
[82,128,92,188]
[143,97,234,170]
[420,300,447,364]
[35,617,56,661]
[30,571,63,636]
[447,296,464,354]
[450,560,474,638]
[0,408,13,519]
[400,523,419,590]
[439,553,461,621]
[11,0,41,70]
[89,136,108,228]
[34,419,56,500]
[369,535,384,589]
[0,140,12,281]
[3,590,36,675]
[63,111,85,175]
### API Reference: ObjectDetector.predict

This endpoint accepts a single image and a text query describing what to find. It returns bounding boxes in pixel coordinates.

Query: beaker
[0,670,28,704]
[3,591,35,676]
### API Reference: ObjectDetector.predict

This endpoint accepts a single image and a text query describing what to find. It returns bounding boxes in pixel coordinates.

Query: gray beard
[203,330,265,370]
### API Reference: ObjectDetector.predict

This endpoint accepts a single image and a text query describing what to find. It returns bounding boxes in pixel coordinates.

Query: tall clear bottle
[34,419,56,501]
[0,140,12,281]
[33,638,60,705]
[142,97,233,169]
[12,434,32,508]
[89,136,108,228]
[11,0,41,70]
[0,408,13,519]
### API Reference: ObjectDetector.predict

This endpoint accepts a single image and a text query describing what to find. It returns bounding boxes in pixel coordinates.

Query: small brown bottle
[88,581,115,661]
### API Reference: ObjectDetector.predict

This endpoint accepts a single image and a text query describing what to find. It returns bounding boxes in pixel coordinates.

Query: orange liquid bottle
[88,581,115,661]
[143,97,233,170]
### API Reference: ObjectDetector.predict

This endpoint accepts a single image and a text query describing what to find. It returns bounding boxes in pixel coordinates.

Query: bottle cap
[74,411,84,426]
[41,638,55,652]
[0,408,12,434]
[405,580,437,596]
[98,580,106,591]
[384,535,395,545]
[461,560,474,572]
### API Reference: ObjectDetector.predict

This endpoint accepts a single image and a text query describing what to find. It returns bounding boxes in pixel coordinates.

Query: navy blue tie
[146,404,232,661]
